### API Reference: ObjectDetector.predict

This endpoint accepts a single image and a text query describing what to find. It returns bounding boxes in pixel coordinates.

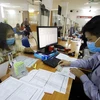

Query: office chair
[22,36,30,47]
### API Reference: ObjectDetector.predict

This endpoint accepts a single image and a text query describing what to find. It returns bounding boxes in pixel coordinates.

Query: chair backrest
[22,37,30,47]
[13,28,17,33]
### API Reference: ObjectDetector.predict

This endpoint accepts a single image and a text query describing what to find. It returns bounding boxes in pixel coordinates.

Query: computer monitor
[37,26,58,54]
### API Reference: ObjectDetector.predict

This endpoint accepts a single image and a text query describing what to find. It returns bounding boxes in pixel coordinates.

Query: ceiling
[0,0,39,10]
[53,0,100,11]
[0,0,100,11]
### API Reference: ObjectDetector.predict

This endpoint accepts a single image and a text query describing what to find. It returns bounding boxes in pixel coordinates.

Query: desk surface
[1,39,81,100]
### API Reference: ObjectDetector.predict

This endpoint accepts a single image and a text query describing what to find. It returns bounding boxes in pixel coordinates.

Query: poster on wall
[76,16,92,27]
[77,16,92,19]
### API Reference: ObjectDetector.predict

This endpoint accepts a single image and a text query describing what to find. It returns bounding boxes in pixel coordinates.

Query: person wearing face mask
[58,15,100,100]
[0,23,33,64]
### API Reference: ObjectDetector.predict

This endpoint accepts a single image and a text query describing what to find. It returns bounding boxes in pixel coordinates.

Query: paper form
[20,70,39,82]
[56,67,76,79]
[14,56,38,68]
[20,69,69,94]
[27,69,52,88]
[0,77,22,100]
[45,73,69,94]
[56,53,77,61]
[0,77,44,100]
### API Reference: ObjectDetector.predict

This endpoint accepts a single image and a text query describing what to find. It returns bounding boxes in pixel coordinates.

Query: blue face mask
[6,38,15,45]
[87,37,100,52]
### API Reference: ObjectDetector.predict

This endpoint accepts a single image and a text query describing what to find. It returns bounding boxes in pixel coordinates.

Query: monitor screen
[37,26,58,49]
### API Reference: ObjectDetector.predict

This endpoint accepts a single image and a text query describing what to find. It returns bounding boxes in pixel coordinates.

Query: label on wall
[77,16,92,19]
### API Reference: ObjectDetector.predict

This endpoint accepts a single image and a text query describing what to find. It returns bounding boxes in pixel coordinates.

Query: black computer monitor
[37,26,58,54]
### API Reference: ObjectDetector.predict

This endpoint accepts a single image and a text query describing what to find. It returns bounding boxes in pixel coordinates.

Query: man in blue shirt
[59,15,100,100]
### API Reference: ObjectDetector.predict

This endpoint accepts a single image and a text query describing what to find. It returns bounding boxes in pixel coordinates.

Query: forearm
[80,75,100,100]
[70,59,92,69]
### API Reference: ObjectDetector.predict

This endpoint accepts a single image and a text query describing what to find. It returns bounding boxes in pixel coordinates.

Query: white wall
[0,6,4,22]
[68,10,100,27]
[4,8,23,27]
[0,6,23,27]
[42,0,53,10]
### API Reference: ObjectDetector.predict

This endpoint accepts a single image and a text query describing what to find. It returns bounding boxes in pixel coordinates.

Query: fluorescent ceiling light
[29,9,34,12]
[84,2,98,5]
[34,0,41,2]
[1,6,4,18]
[82,8,97,12]
[12,6,21,8]
[7,9,15,14]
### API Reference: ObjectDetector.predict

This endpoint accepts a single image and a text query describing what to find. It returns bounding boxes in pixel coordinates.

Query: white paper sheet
[56,53,77,61]
[56,67,76,79]
[20,69,69,94]
[14,56,38,68]
[0,77,44,100]
[45,73,69,94]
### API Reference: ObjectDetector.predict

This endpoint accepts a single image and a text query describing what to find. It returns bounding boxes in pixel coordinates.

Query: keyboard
[43,57,61,68]
[54,44,65,49]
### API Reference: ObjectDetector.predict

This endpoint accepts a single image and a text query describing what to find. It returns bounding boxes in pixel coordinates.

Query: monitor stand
[38,46,54,55]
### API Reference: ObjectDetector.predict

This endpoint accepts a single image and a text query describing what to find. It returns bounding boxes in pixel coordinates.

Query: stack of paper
[0,77,44,100]
[56,53,77,61]
[20,69,69,94]
[14,56,38,68]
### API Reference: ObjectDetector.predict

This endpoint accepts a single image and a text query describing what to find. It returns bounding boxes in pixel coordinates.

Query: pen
[8,52,13,68]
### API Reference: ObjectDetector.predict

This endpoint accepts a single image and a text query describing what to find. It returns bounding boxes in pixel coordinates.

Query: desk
[1,39,81,100]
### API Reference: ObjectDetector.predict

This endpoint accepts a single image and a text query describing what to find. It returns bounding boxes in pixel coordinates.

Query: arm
[70,68,100,100]
[80,75,100,100]
[70,52,98,69]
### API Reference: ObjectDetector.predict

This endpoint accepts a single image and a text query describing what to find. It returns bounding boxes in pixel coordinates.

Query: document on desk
[20,69,69,94]
[56,67,76,79]
[0,77,44,100]
[15,56,38,68]
[45,73,69,94]
[56,53,77,61]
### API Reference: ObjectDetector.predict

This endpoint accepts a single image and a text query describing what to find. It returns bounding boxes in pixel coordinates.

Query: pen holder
[10,61,28,79]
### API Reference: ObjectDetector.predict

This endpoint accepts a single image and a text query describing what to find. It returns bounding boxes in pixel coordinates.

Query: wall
[0,6,4,22]
[4,8,23,27]
[29,11,39,24]
[68,10,100,27]
[0,6,23,27]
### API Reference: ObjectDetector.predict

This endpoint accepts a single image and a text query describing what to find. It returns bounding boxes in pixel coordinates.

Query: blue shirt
[70,52,100,100]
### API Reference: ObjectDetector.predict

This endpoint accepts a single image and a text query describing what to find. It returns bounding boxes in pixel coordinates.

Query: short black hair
[82,15,100,37]
[0,23,13,50]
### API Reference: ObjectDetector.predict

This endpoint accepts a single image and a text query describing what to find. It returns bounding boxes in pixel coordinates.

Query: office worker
[59,15,100,100]
[0,23,33,64]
